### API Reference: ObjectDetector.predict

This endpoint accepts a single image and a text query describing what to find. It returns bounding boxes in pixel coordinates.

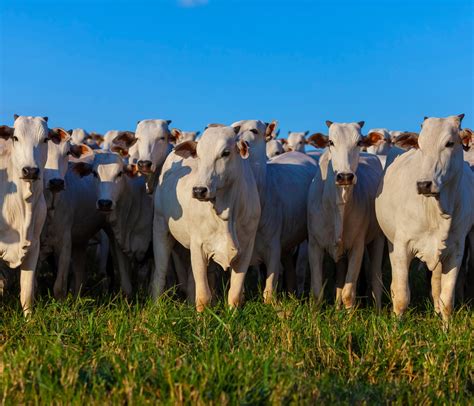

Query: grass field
[1,287,473,405]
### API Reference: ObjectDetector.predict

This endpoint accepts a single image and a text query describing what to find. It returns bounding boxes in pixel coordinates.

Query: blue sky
[0,0,472,134]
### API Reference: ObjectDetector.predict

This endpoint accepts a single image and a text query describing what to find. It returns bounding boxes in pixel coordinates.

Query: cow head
[70,128,90,145]
[232,120,277,162]
[416,114,470,197]
[72,152,138,212]
[285,131,309,152]
[174,126,249,202]
[44,129,92,193]
[0,115,63,182]
[309,121,382,186]
[131,119,172,174]
[266,139,284,159]
[365,128,391,155]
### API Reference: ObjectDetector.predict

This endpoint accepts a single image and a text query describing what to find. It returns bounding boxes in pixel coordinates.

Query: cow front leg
[308,237,324,303]
[71,243,88,297]
[295,240,309,297]
[389,241,413,317]
[431,263,442,314]
[53,235,71,299]
[190,242,211,312]
[368,235,385,310]
[342,240,365,309]
[439,254,462,323]
[335,257,347,309]
[150,215,173,300]
[20,242,40,316]
[263,243,281,304]
[281,253,296,295]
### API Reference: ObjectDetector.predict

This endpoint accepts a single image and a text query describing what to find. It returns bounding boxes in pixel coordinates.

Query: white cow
[73,151,153,296]
[283,131,310,153]
[0,115,64,314]
[232,120,319,301]
[375,115,474,322]
[308,121,385,309]
[70,128,89,145]
[151,126,261,311]
[266,139,284,159]
[170,128,200,145]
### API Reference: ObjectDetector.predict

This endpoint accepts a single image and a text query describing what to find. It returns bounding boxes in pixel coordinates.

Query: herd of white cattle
[0,114,472,323]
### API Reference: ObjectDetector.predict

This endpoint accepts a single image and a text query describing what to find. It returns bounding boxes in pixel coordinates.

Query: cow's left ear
[265,120,278,141]
[394,132,419,149]
[460,128,472,151]
[174,140,197,158]
[170,128,182,143]
[124,163,139,177]
[49,128,70,144]
[360,131,384,147]
[307,133,329,148]
[0,125,14,140]
[69,143,93,159]
[236,139,250,159]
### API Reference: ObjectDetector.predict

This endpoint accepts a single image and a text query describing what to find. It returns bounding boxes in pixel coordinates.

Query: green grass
[1,293,473,405]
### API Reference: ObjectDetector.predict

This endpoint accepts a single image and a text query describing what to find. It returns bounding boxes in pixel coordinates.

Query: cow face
[309,121,382,186]
[232,120,277,162]
[266,139,284,158]
[416,115,470,197]
[134,119,172,174]
[174,126,249,202]
[44,130,92,193]
[72,152,137,212]
[365,129,391,155]
[0,115,62,182]
[285,131,309,152]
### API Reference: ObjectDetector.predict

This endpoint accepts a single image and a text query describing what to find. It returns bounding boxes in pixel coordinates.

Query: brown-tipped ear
[111,145,130,158]
[69,143,93,159]
[361,131,384,147]
[265,120,278,140]
[325,120,333,128]
[460,128,472,151]
[166,120,172,125]
[457,113,465,123]
[171,128,182,142]
[174,140,197,158]
[394,132,419,149]
[423,116,429,121]
[0,125,14,140]
[49,128,70,144]
[72,162,93,177]
[307,133,329,148]
[124,163,139,177]
[13,114,19,121]
[357,121,365,129]
[236,139,249,159]
[112,131,137,152]
[233,126,241,135]
[43,117,48,123]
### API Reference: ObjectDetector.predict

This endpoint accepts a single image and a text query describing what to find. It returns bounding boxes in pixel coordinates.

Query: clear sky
[0,0,472,135]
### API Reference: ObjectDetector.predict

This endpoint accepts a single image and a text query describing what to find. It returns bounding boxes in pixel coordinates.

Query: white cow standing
[376,115,474,322]
[308,121,385,309]
[0,115,64,314]
[232,120,319,301]
[151,126,261,311]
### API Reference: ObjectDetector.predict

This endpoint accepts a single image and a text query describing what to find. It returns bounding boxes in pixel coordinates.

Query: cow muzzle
[48,178,65,193]
[335,172,355,186]
[416,180,439,197]
[97,199,114,212]
[192,186,213,201]
[21,166,40,181]
[137,160,153,174]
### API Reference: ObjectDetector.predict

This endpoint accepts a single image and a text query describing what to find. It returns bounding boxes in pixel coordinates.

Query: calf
[308,121,385,309]
[151,126,261,311]
[375,115,474,322]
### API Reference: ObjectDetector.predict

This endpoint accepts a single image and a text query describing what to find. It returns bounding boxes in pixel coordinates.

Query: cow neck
[148,143,173,194]
[247,138,268,206]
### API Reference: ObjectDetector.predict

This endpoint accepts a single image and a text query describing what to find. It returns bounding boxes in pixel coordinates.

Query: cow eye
[445,141,455,148]
[328,140,334,147]
[43,138,49,143]
[117,171,123,177]
[12,136,18,142]
[159,136,166,141]
[357,140,363,147]
[275,152,280,155]
[222,149,231,157]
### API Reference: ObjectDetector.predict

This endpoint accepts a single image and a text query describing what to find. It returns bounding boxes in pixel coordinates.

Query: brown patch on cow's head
[112,131,137,149]
[69,143,93,159]
[48,128,70,145]
[460,128,473,151]
[265,120,278,141]
[394,132,419,150]
[307,133,329,148]
[360,131,384,147]
[0,125,14,140]
[174,140,197,158]
[236,139,249,159]
[72,162,93,177]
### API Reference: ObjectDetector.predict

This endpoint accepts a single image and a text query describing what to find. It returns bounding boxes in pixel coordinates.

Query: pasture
[1,270,473,405]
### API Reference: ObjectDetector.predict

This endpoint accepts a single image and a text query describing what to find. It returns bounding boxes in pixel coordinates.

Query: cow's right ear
[460,128,473,151]
[113,131,137,150]
[174,140,197,158]
[0,125,14,140]
[72,162,93,177]
[265,120,278,141]
[170,128,182,143]
[49,128,70,144]
[307,133,329,148]
[69,143,93,159]
[394,132,419,149]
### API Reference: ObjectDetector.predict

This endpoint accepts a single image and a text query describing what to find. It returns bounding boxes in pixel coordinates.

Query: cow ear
[304,130,310,136]
[124,163,139,177]
[69,143,93,159]
[195,131,201,137]
[361,131,384,147]
[394,132,419,149]
[325,120,333,128]
[43,117,49,123]
[265,120,278,141]
[460,128,473,151]
[170,128,181,143]
[112,131,137,152]
[49,128,70,144]
[174,140,197,158]
[67,129,73,135]
[0,125,14,140]
[72,162,93,177]
[236,139,249,159]
[357,121,365,129]
[233,125,241,135]
[307,133,329,148]
[13,114,19,121]
[166,120,172,125]
[111,145,129,158]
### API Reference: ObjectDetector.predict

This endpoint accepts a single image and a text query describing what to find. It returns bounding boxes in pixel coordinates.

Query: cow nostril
[417,181,433,194]
[97,199,113,210]
[192,186,208,199]
[137,160,152,169]
[336,172,354,184]
[22,167,40,179]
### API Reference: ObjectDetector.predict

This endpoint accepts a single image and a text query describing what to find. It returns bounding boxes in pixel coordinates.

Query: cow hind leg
[308,238,324,303]
[281,253,296,295]
[53,236,72,300]
[151,215,173,301]
[439,255,462,324]
[263,244,282,304]
[368,235,384,311]
[71,244,88,297]
[431,263,442,314]
[335,258,347,309]
[295,240,309,297]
